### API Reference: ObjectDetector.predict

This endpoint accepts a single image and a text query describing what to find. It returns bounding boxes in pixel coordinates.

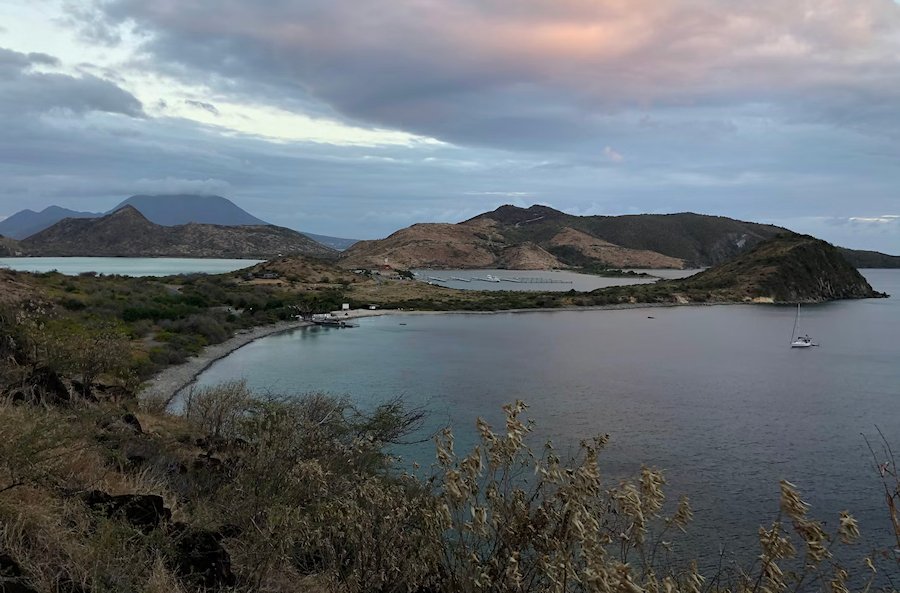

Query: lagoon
[0,256,262,276]
[412,267,700,291]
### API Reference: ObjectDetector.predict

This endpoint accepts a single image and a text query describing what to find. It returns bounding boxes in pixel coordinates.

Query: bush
[183,380,255,440]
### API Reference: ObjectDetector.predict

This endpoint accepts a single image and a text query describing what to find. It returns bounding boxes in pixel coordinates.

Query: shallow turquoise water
[0,257,262,276]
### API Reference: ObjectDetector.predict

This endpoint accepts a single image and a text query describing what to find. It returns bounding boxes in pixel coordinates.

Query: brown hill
[340,222,500,269]
[470,206,789,267]
[20,206,337,259]
[340,211,695,271]
[547,227,684,268]
[0,235,21,257]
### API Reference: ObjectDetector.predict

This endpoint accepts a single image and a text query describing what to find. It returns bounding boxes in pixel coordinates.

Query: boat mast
[790,303,801,343]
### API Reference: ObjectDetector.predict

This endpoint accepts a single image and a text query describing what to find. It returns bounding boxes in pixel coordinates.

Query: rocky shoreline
[140,319,311,405]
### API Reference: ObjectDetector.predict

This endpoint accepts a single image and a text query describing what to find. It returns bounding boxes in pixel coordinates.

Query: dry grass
[0,391,897,592]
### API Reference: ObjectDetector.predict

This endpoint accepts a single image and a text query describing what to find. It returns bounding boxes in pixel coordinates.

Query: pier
[510,277,573,284]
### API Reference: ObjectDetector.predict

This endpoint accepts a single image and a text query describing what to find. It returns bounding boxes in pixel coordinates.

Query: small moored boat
[789,304,816,348]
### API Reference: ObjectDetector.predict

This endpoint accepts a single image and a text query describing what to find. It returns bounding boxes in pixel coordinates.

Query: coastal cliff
[675,234,886,303]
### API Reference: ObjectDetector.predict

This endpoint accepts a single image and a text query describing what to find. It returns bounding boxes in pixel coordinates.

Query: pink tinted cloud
[104,0,900,134]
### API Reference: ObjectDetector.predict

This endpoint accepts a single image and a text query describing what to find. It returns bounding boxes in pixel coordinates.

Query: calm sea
[193,270,900,566]
[0,257,262,276]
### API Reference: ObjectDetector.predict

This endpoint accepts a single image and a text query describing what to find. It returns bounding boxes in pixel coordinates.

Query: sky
[0,0,899,252]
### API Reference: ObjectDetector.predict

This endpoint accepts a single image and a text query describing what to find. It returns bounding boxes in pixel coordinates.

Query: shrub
[182,380,255,440]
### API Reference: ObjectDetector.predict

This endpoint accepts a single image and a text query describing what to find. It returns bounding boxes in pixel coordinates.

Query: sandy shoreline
[331,300,738,319]
[140,319,311,405]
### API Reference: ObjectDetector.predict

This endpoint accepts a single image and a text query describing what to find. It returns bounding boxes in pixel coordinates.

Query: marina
[413,268,637,290]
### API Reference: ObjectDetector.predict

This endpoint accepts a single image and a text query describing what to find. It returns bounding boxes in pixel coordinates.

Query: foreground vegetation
[1,266,345,385]
[1,378,898,592]
[2,293,900,591]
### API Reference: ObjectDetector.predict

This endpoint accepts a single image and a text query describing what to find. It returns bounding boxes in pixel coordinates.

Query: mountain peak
[20,204,336,259]
[110,194,269,226]
[106,204,150,222]
[470,204,566,225]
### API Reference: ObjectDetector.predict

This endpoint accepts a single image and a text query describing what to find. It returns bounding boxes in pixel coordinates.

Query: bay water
[193,270,900,565]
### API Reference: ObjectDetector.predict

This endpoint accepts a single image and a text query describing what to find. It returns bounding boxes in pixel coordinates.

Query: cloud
[848,214,900,224]
[464,191,534,197]
[0,47,143,117]
[0,48,59,71]
[90,0,900,151]
[2,4,900,253]
[603,146,624,163]
[131,177,232,195]
[184,99,219,115]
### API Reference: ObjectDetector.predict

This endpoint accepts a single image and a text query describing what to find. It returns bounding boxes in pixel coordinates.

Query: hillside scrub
[1,299,898,590]
[2,268,345,381]
[0,381,897,592]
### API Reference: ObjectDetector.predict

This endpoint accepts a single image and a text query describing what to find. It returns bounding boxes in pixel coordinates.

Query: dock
[511,277,573,284]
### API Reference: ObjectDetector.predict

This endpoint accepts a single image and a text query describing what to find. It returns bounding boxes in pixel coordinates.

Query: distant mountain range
[0,195,358,250]
[340,204,900,270]
[4,199,899,269]
[0,205,97,240]
[19,206,336,259]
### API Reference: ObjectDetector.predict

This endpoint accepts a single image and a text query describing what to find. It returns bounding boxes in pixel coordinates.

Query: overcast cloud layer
[0,0,898,250]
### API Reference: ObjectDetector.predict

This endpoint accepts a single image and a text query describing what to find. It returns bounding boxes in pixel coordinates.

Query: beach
[140,319,311,405]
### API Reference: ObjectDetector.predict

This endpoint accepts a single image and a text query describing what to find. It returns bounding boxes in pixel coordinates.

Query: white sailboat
[790,303,814,348]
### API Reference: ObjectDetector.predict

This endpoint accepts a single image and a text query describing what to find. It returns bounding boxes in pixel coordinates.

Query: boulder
[0,553,22,578]
[170,524,236,589]
[0,553,38,593]
[82,491,171,532]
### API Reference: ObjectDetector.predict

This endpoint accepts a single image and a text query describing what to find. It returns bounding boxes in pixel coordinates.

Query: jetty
[512,277,573,284]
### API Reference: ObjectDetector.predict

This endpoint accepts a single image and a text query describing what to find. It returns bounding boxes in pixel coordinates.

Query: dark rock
[125,454,147,467]
[90,383,133,402]
[0,555,37,593]
[0,581,39,593]
[168,461,189,475]
[0,553,22,577]
[216,524,242,539]
[170,524,236,589]
[193,453,224,472]
[8,368,72,405]
[97,413,142,435]
[82,491,171,532]
[120,413,143,433]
